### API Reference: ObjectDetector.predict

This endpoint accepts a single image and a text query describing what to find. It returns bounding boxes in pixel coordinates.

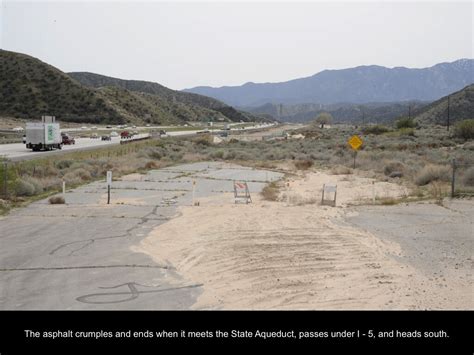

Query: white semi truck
[25,116,62,151]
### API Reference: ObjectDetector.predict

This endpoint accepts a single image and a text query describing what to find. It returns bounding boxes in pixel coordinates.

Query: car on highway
[110,131,119,137]
[101,135,111,141]
[120,131,133,139]
[61,135,76,145]
[90,133,99,139]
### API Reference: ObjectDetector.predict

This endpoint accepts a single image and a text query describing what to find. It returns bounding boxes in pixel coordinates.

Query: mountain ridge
[0,49,262,124]
[184,59,474,107]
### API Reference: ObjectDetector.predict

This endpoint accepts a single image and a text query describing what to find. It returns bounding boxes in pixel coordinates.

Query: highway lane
[0,124,278,161]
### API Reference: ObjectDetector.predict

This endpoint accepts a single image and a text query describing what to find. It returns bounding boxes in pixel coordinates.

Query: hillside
[414,85,474,126]
[243,101,428,124]
[185,59,474,107]
[0,50,122,124]
[0,50,261,124]
[68,72,260,123]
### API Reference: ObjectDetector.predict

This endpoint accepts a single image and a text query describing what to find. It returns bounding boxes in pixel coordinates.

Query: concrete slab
[0,161,283,309]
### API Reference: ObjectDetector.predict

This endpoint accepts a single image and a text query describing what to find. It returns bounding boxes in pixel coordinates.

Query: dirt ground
[132,167,472,310]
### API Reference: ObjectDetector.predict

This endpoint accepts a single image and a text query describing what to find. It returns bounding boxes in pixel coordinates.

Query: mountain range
[0,50,261,124]
[184,59,474,107]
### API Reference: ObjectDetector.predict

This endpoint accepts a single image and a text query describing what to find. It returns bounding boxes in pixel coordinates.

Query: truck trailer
[26,116,62,151]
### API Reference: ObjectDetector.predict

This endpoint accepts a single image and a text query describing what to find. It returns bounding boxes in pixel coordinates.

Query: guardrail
[119,136,151,145]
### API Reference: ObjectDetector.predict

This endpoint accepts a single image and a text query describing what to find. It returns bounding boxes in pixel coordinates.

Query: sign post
[106,171,112,204]
[348,135,363,169]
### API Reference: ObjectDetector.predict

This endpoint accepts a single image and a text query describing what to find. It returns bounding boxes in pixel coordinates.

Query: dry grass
[261,182,280,201]
[414,164,451,186]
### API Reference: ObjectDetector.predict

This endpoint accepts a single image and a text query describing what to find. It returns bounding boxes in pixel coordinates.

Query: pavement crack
[49,204,167,256]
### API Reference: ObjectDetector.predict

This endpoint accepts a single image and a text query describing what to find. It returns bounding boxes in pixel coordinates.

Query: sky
[0,1,472,90]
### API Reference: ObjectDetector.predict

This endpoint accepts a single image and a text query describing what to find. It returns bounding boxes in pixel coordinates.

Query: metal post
[353,151,357,169]
[3,161,7,198]
[451,158,456,198]
[107,185,111,205]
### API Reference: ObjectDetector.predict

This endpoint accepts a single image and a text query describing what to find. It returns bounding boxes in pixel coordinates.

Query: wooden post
[286,182,290,206]
[372,181,375,204]
[62,181,66,195]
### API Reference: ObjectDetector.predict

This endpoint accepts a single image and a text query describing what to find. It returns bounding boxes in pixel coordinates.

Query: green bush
[396,117,416,129]
[362,125,391,135]
[15,179,35,196]
[453,119,474,140]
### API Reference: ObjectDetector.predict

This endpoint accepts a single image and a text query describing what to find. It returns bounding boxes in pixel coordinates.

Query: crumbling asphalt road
[0,162,282,309]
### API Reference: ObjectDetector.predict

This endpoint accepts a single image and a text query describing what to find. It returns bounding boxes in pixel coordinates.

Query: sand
[132,169,469,309]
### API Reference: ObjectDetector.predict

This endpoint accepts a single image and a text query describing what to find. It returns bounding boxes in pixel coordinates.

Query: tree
[313,112,333,129]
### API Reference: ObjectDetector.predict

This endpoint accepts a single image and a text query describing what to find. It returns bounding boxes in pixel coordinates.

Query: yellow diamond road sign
[348,135,363,150]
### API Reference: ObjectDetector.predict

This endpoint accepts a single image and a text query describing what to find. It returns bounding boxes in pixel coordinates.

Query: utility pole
[447,95,450,131]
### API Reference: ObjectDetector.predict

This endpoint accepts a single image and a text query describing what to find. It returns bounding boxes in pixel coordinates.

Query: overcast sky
[1,1,472,90]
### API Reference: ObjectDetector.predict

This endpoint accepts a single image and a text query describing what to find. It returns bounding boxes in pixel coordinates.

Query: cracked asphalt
[0,162,282,309]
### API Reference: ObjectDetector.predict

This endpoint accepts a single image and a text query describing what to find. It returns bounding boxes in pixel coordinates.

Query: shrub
[330,165,353,175]
[453,119,474,140]
[211,150,225,159]
[383,161,405,176]
[362,125,391,135]
[73,168,92,181]
[144,161,159,169]
[414,164,451,186]
[56,160,73,169]
[399,128,415,136]
[49,196,65,204]
[193,136,212,146]
[24,177,44,194]
[261,182,280,201]
[463,167,474,186]
[294,159,313,170]
[14,179,35,196]
[396,117,416,129]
